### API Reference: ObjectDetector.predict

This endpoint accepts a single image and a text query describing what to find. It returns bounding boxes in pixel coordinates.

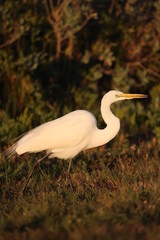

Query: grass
[0,138,160,240]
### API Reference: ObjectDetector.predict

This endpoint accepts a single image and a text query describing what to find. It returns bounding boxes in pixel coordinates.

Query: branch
[140,64,160,78]
[43,0,55,25]
[126,60,160,78]
[61,12,97,41]
[0,32,24,49]
[49,0,56,19]
[57,0,71,18]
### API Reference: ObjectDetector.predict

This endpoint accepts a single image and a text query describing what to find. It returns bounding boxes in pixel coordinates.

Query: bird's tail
[1,142,18,160]
[0,131,29,160]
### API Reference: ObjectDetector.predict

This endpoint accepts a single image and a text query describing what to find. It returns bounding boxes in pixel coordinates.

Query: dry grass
[0,139,160,240]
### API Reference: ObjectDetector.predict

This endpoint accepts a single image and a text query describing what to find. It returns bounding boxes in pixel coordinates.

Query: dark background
[0,1,160,239]
[0,0,159,146]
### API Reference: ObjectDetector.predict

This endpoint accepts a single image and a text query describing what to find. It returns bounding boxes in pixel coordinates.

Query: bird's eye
[115,94,120,98]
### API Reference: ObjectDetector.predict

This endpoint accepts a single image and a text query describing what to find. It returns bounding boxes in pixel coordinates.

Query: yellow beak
[116,93,148,99]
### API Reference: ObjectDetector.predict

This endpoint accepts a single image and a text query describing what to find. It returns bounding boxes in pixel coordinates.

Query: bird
[3,90,147,192]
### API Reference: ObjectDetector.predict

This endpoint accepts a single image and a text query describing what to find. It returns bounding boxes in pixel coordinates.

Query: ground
[0,139,160,240]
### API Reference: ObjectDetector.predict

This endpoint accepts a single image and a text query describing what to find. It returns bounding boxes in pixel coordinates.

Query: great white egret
[4,90,147,192]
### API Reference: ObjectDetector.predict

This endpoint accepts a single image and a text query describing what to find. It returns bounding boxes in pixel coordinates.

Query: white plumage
[6,90,147,160]
[16,110,97,159]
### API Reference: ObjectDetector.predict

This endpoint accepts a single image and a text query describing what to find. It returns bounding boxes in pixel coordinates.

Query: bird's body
[9,90,146,161]
[3,90,147,193]
[16,110,98,158]
[15,108,120,159]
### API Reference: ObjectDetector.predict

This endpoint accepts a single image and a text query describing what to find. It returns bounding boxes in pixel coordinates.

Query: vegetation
[0,0,160,239]
[0,140,160,240]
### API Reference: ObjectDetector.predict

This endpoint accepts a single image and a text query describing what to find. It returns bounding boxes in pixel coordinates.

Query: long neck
[87,101,120,149]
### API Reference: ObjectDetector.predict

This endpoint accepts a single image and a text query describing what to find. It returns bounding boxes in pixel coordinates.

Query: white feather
[3,90,146,161]
[16,110,97,158]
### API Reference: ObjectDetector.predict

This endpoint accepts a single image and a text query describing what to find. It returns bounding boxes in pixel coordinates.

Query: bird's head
[102,90,147,105]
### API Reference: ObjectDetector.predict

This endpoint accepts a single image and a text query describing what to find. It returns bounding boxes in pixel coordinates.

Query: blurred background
[0,0,160,149]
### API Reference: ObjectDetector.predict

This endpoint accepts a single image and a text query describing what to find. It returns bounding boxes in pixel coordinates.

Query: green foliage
[0,2,160,238]
[147,85,160,145]
[0,0,159,152]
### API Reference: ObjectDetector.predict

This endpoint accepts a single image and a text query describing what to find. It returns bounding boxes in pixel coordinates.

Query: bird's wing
[16,110,96,154]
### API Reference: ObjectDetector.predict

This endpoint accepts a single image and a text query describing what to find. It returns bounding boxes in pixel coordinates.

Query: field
[0,1,160,239]
[0,138,160,240]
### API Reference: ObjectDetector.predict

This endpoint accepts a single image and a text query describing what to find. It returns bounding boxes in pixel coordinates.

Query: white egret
[4,90,147,191]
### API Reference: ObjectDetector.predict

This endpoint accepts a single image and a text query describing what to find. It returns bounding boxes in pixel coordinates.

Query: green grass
[0,140,160,240]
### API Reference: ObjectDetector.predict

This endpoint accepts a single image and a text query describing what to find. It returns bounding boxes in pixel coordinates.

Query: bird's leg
[67,158,74,191]
[19,154,48,197]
